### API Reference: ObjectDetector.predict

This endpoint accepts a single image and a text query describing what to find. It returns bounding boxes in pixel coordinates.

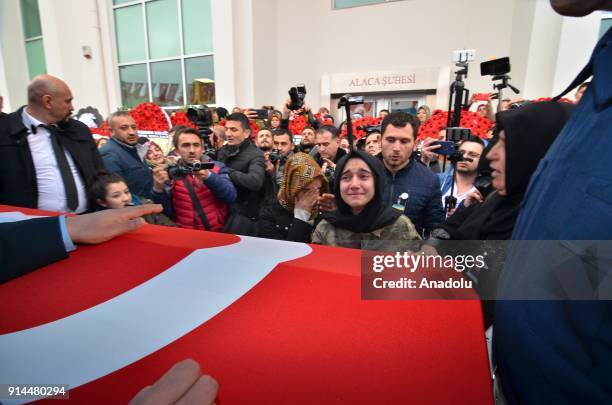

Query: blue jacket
[382,158,444,236]
[437,166,454,196]
[100,137,153,199]
[495,28,612,405]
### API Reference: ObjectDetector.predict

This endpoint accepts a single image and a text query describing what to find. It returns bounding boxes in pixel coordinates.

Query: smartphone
[253,109,269,119]
[432,141,455,155]
[473,93,490,102]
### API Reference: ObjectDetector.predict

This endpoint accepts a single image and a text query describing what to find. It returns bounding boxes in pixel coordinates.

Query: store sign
[330,68,439,94]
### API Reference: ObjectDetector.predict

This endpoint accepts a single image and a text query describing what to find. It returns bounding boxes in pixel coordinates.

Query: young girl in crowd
[312,149,420,249]
[88,172,176,227]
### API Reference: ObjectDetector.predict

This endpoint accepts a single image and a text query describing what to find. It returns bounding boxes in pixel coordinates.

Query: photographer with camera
[150,128,236,232]
[313,125,347,183]
[436,136,484,214]
[216,112,265,236]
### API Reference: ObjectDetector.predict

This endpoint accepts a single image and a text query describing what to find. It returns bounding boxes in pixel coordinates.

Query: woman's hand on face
[294,188,319,212]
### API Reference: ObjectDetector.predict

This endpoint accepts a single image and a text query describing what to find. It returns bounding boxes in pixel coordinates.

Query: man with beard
[438,137,484,210]
[298,126,316,154]
[254,127,277,217]
[0,74,104,212]
[100,111,154,199]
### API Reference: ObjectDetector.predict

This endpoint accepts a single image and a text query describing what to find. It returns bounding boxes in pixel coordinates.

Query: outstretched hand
[66,204,163,245]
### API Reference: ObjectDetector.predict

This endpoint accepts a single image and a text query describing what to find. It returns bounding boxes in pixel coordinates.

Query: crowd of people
[0,71,591,255]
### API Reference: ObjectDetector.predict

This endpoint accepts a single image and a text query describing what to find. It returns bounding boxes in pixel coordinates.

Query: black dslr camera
[167,157,214,179]
[287,84,307,111]
[186,105,216,158]
[268,149,286,165]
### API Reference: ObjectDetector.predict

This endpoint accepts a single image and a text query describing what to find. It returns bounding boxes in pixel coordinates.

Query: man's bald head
[26,74,74,124]
[28,74,70,105]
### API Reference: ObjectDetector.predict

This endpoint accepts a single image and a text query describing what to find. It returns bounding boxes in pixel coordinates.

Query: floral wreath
[340,116,382,140]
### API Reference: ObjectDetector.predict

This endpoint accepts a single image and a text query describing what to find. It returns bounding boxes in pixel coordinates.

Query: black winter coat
[0,107,105,210]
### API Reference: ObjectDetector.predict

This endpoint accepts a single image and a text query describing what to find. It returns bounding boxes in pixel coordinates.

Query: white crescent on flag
[0,235,311,404]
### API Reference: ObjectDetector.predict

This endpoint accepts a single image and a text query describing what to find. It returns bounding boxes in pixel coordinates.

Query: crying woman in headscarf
[312,149,421,249]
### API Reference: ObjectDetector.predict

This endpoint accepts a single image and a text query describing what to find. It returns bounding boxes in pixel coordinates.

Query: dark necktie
[37,124,79,211]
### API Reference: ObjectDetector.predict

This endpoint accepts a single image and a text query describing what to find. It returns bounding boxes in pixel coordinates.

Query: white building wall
[0,0,605,115]
[38,0,113,116]
[272,0,518,110]
[0,0,30,110]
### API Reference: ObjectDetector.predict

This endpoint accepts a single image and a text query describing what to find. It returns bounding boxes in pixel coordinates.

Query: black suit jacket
[0,216,67,283]
[0,106,105,209]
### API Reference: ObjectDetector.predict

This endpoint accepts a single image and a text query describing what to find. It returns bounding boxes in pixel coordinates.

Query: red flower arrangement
[417,110,493,140]
[129,102,170,132]
[288,115,308,135]
[249,119,262,138]
[89,121,111,137]
[170,111,198,130]
[314,113,334,126]
[532,97,575,104]
[340,116,382,140]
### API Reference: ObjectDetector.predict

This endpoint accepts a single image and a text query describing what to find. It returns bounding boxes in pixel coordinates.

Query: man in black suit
[0,74,104,213]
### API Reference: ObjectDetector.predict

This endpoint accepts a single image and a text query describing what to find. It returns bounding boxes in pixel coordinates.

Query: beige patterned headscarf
[278,152,328,215]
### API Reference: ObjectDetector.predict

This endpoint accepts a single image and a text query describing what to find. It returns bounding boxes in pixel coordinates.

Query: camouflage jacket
[311,215,421,250]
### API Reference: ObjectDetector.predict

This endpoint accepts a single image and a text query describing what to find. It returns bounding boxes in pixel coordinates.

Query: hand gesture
[463,190,484,207]
[244,109,259,120]
[66,204,163,245]
[420,138,441,166]
[152,166,170,193]
[295,187,319,212]
[318,193,337,213]
[322,158,336,171]
[195,169,210,182]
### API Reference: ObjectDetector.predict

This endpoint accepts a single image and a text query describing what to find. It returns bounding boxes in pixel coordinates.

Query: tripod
[492,74,520,112]
[442,62,471,216]
[338,94,364,151]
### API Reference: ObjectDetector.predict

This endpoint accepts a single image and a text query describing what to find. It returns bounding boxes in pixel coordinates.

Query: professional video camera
[481,57,520,112]
[287,84,307,111]
[186,105,216,158]
[167,156,214,179]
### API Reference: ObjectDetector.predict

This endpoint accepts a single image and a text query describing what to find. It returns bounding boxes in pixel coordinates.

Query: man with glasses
[438,137,485,210]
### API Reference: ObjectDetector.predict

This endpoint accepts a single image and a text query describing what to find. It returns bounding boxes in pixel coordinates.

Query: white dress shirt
[22,108,88,213]
[441,183,477,208]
